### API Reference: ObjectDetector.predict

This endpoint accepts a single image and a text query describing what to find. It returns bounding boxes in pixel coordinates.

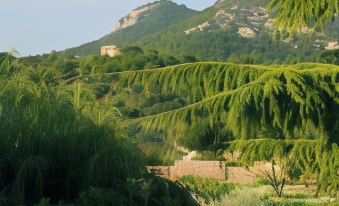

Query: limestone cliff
[114,2,161,31]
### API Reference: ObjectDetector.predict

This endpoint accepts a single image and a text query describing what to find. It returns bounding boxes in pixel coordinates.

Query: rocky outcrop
[215,10,235,20]
[325,41,339,50]
[238,27,256,38]
[182,2,337,48]
[264,18,275,29]
[184,21,210,34]
[101,45,121,57]
[114,3,160,31]
[183,4,268,36]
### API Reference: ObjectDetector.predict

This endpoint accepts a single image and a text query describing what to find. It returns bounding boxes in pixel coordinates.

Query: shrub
[179,175,236,204]
[216,186,270,206]
[33,175,199,206]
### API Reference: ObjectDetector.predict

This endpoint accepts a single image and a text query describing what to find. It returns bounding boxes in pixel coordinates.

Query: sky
[0,0,217,56]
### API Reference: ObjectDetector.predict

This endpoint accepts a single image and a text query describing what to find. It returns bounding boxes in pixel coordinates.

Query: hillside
[65,0,197,56]
[137,0,339,62]
[65,0,339,64]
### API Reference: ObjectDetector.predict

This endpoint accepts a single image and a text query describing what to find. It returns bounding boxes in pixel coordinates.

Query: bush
[216,186,270,206]
[179,175,236,204]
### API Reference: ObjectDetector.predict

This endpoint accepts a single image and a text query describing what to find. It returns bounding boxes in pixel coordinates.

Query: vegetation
[215,186,270,206]
[114,63,338,140]
[65,0,339,64]
[20,48,197,166]
[22,46,197,75]
[1,0,338,205]
[7,53,338,204]
[64,0,197,56]
[92,62,338,197]
[268,0,339,32]
[179,176,236,205]
[0,53,199,205]
[214,184,338,206]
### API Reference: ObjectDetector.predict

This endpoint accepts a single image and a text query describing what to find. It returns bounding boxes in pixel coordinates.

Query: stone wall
[170,160,226,180]
[226,167,256,184]
[148,160,277,184]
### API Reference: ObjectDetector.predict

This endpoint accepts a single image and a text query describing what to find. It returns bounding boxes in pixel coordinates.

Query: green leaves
[268,0,339,32]
[0,53,146,205]
[114,62,338,141]
[114,62,338,197]
[179,175,236,204]
[217,139,339,196]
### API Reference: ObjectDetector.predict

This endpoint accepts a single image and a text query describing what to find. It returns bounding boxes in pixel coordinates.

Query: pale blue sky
[0,0,217,56]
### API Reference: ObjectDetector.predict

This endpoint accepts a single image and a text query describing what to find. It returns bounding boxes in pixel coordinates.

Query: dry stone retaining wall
[170,160,226,180]
[148,160,275,184]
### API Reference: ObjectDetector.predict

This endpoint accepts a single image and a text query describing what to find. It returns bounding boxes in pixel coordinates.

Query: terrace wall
[148,160,275,184]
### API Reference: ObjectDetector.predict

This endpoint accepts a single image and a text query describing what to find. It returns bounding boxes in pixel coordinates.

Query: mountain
[66,0,339,63]
[136,0,339,62]
[65,0,197,56]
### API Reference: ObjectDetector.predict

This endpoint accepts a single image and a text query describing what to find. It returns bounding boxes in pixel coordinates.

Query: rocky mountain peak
[114,2,161,31]
[114,0,182,32]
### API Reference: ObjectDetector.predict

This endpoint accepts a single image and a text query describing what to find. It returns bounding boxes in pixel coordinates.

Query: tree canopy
[269,0,339,32]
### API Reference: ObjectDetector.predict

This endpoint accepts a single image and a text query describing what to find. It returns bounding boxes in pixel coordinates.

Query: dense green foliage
[0,54,137,204]
[0,53,199,205]
[20,48,196,165]
[268,0,339,32]
[1,54,338,203]
[0,53,144,204]
[179,176,236,204]
[92,62,338,196]
[111,63,338,142]
[35,54,338,196]
[1,0,338,204]
[32,174,199,206]
[22,46,197,75]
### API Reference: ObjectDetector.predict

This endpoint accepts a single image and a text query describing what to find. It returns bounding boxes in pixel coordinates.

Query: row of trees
[21,46,198,75]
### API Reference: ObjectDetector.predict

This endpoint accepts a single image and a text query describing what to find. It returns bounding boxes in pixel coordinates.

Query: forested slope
[64,0,197,56]
[65,0,339,64]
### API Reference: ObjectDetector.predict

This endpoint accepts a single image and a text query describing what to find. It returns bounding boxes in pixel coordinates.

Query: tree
[181,55,198,63]
[121,46,144,55]
[64,1,339,196]
[269,0,339,32]
[103,62,337,196]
